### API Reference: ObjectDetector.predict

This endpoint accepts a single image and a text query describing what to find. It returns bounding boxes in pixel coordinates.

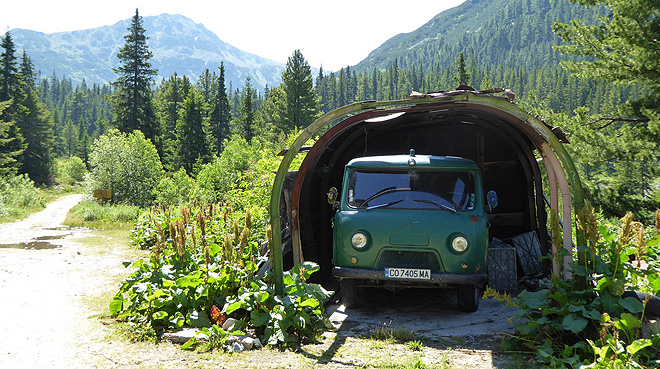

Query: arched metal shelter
[269,90,586,295]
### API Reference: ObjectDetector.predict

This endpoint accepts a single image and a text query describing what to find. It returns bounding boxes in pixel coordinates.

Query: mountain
[10,14,284,91]
[354,0,601,73]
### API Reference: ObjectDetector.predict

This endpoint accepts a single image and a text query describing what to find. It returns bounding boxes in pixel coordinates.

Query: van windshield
[347,170,476,211]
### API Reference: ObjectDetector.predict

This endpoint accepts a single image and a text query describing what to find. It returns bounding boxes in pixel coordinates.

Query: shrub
[154,168,197,206]
[88,129,163,207]
[195,135,258,202]
[61,156,87,183]
[0,174,42,217]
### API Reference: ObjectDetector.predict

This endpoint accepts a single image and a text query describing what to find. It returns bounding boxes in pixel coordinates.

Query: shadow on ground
[305,287,524,368]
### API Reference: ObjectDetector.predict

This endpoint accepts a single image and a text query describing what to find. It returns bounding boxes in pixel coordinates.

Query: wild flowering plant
[498,205,660,368]
[111,202,331,349]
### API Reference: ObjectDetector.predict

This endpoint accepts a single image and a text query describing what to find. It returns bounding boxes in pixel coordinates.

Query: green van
[330,150,492,312]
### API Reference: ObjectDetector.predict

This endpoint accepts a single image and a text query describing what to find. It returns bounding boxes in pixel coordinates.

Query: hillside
[354,0,602,73]
[11,14,284,91]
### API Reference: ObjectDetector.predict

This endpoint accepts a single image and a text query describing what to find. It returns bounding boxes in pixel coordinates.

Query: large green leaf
[176,275,203,288]
[109,293,124,315]
[620,296,644,314]
[618,313,641,330]
[648,274,660,293]
[208,243,221,257]
[599,290,620,312]
[152,310,169,320]
[170,312,185,329]
[562,313,588,333]
[627,339,652,355]
[188,310,212,328]
[251,310,270,327]
[225,300,244,314]
[518,289,550,309]
[300,298,319,308]
[181,337,197,350]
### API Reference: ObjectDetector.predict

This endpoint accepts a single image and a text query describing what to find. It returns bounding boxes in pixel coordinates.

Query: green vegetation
[368,321,418,344]
[112,202,331,349]
[58,156,86,184]
[488,208,660,367]
[110,9,158,142]
[88,129,163,207]
[406,340,424,352]
[66,201,143,229]
[0,173,42,218]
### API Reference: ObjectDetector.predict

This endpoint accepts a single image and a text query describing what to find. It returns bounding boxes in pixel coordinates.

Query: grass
[0,182,83,223]
[407,339,424,351]
[65,200,144,229]
[368,321,418,343]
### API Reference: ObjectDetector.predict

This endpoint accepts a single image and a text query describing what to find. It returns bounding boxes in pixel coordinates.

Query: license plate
[384,267,431,280]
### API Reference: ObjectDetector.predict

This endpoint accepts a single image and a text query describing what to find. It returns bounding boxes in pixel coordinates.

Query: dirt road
[0,195,145,368]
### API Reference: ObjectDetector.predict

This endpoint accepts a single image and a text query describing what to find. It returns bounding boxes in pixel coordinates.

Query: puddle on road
[33,235,66,241]
[0,241,62,250]
[0,226,88,251]
[41,226,70,231]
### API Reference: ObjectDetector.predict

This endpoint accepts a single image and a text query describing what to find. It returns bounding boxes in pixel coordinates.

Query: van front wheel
[340,279,361,308]
[457,284,480,312]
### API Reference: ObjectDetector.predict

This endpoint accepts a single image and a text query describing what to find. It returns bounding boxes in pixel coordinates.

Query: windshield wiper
[414,199,456,212]
[360,187,411,208]
[366,200,403,210]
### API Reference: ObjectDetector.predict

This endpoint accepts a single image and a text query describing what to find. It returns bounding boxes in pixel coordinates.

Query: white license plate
[384,267,431,280]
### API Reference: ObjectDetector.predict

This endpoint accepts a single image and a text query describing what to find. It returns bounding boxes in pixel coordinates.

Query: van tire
[340,279,361,308]
[457,285,480,312]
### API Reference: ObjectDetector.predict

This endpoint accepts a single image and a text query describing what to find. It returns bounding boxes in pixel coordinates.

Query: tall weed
[115,202,331,349]
[499,205,660,367]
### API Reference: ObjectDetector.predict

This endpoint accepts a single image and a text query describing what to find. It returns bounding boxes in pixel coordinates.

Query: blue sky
[2,0,464,71]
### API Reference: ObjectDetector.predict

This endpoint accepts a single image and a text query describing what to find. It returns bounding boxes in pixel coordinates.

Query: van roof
[346,154,480,171]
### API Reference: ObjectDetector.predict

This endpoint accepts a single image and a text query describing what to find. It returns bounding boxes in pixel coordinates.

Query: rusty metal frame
[269,92,586,295]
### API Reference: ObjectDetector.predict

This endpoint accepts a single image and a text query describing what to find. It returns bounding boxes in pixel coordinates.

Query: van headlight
[351,232,368,250]
[451,235,469,253]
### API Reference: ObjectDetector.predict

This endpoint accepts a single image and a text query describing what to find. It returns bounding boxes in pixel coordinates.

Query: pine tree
[0,32,20,102]
[110,8,158,141]
[315,65,326,112]
[18,91,54,184]
[77,119,90,169]
[175,88,209,174]
[0,101,22,176]
[197,68,215,106]
[281,50,319,131]
[554,0,660,94]
[155,73,189,169]
[0,31,25,175]
[16,51,55,184]
[237,78,256,142]
[62,119,78,158]
[258,85,287,141]
[455,52,470,87]
[208,62,231,154]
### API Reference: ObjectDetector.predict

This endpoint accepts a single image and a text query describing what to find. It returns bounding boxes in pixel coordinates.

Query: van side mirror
[487,190,498,212]
[327,187,339,209]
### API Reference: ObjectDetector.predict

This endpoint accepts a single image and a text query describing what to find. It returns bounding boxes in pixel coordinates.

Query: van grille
[376,250,442,272]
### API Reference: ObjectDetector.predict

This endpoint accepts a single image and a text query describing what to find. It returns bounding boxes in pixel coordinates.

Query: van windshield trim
[346,169,476,211]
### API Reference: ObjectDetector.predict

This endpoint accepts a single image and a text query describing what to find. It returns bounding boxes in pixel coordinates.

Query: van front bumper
[333,266,487,286]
